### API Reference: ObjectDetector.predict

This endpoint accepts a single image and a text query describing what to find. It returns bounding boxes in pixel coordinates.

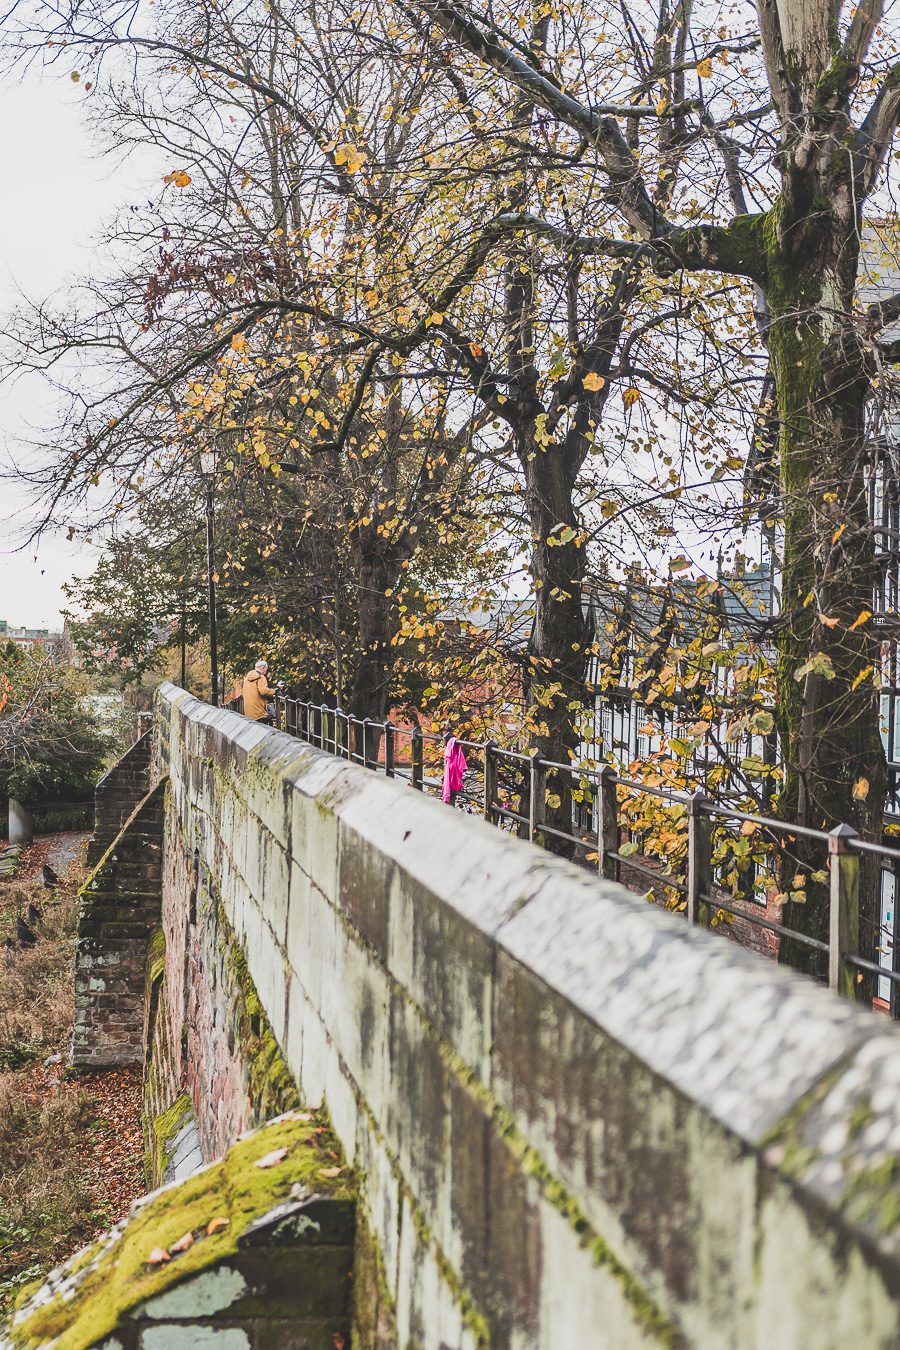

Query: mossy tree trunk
[763,208,886,977]
[521,426,593,849]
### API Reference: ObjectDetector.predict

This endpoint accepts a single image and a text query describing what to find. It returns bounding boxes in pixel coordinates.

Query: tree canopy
[6,0,900,975]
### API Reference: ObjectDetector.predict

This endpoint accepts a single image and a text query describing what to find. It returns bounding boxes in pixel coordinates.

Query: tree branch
[856,62,900,195]
[415,0,666,238]
[841,0,883,81]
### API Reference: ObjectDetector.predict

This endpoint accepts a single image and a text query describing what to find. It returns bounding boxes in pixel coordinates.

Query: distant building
[0,619,60,651]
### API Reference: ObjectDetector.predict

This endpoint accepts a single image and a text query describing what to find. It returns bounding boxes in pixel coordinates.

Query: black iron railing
[223,691,900,1018]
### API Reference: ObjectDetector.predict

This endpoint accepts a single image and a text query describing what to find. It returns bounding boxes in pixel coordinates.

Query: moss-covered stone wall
[7,1111,356,1350]
[149,812,300,1169]
[152,684,900,1349]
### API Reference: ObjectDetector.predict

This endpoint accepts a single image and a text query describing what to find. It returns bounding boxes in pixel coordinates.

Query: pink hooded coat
[442,737,467,803]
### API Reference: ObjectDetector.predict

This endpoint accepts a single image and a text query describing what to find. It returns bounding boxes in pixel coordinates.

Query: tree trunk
[524,448,593,854]
[348,550,397,764]
[766,212,886,982]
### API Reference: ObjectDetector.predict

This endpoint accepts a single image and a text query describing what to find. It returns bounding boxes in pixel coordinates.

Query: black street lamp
[200,449,219,706]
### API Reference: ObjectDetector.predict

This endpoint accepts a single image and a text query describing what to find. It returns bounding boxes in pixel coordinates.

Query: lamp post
[199,449,219,706]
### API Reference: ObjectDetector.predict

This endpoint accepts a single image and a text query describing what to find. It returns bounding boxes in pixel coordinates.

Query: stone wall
[155,684,900,1349]
[72,782,166,1070]
[148,814,299,1167]
[87,729,152,867]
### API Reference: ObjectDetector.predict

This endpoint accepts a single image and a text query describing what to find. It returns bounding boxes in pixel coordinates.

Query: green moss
[846,1095,875,1144]
[151,1092,193,1182]
[403,1198,491,1347]
[844,1157,900,1236]
[224,932,300,1123]
[763,1067,900,1239]
[146,927,166,986]
[759,1062,846,1177]
[351,1207,399,1350]
[433,1039,682,1347]
[10,1111,354,1350]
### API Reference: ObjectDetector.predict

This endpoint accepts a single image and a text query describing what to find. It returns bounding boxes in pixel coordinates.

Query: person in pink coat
[442,732,467,805]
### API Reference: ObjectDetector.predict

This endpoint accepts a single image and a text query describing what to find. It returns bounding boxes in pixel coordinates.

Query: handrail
[223,691,900,1018]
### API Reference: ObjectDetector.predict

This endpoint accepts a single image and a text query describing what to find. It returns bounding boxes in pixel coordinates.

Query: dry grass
[0,851,144,1311]
[0,880,79,1070]
[0,1072,99,1297]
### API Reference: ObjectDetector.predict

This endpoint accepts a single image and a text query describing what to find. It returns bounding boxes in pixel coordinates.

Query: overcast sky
[0,68,154,630]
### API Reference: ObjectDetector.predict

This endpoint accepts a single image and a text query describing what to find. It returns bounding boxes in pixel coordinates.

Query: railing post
[829,823,860,999]
[362,719,372,770]
[597,764,619,881]
[528,750,543,841]
[320,704,329,751]
[411,727,424,791]
[483,740,497,822]
[686,789,711,926]
[333,708,345,758]
[384,721,395,777]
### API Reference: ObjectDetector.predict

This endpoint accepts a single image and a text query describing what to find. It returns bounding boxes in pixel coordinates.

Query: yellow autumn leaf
[696,57,713,78]
[853,777,870,801]
[622,386,641,408]
[851,665,873,690]
[832,522,847,544]
[583,372,606,392]
[849,610,871,631]
[333,142,368,172]
[231,333,247,351]
[655,97,668,115]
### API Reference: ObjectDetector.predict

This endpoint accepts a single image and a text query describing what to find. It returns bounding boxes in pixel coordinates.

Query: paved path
[44,832,91,875]
[0,831,92,883]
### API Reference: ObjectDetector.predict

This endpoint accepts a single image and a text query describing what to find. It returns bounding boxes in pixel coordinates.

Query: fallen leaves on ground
[0,836,145,1311]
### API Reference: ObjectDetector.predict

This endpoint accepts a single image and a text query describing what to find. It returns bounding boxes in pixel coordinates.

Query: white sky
[0,69,152,630]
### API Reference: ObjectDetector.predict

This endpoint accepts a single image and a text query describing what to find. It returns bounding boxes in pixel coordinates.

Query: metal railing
[224,692,900,1018]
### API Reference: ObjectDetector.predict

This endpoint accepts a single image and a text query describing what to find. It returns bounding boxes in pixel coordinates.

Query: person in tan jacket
[242,660,276,723]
